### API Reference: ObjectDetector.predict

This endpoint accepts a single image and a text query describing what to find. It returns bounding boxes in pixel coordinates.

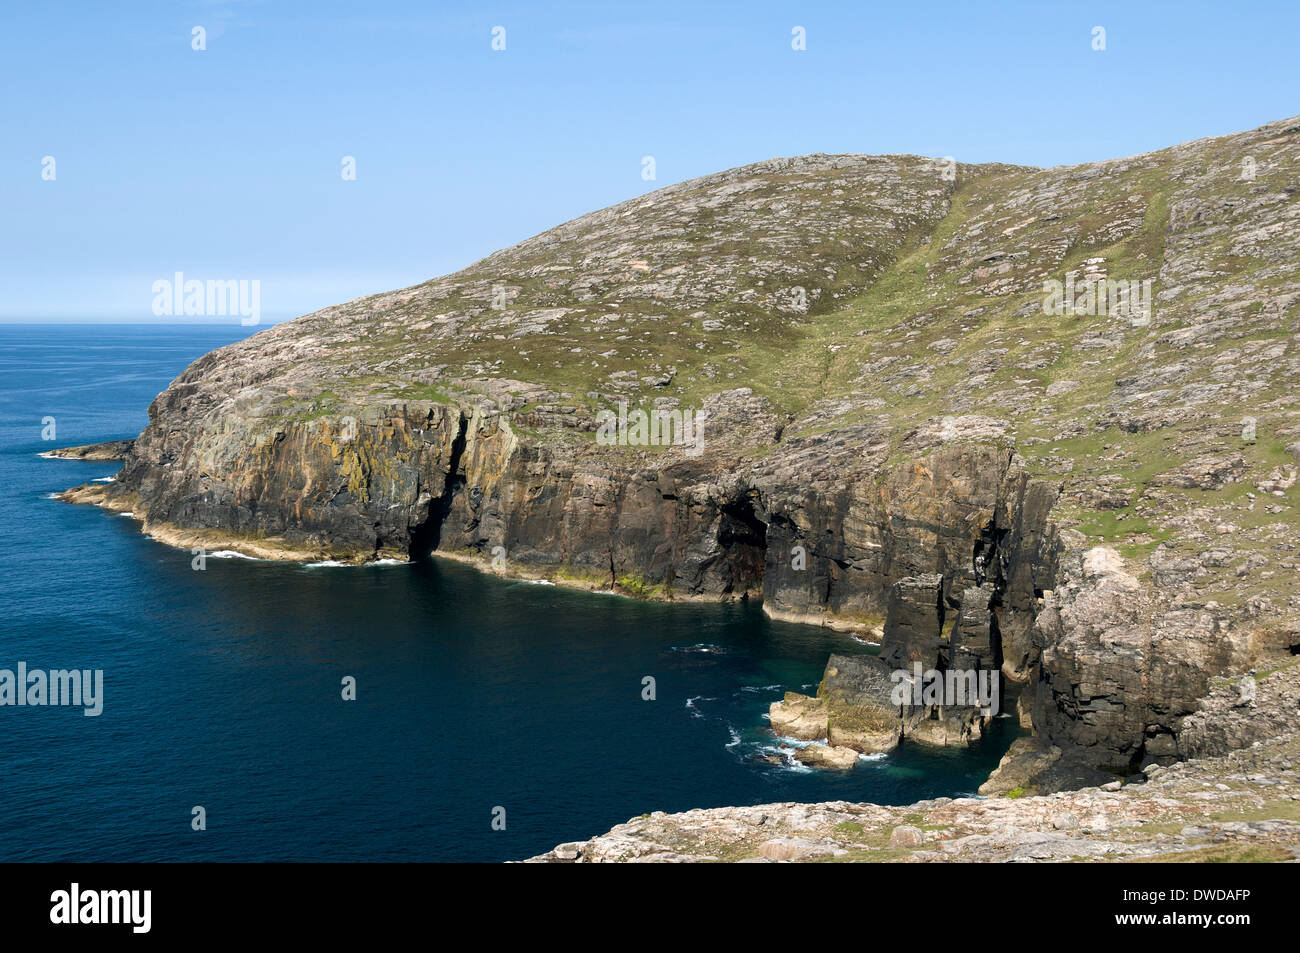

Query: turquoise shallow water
[0,324,1018,861]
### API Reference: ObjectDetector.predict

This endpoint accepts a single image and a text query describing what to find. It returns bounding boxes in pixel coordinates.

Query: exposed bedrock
[112,397,466,558]
[78,396,1270,784]
[1027,536,1253,772]
[771,577,1007,758]
[43,438,135,461]
[773,652,996,756]
[106,388,1059,624]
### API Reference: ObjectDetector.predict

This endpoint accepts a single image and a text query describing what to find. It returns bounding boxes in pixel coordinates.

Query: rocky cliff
[63,116,1300,785]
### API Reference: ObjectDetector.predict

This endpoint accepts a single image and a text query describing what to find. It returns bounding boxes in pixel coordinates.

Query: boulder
[793,745,861,769]
[889,825,925,849]
[757,837,845,861]
[768,693,828,740]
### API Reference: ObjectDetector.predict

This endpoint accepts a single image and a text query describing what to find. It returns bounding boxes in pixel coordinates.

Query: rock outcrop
[43,439,134,461]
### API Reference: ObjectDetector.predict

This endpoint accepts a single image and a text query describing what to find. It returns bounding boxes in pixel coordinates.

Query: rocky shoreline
[41,438,134,461]
[51,115,1300,817]
[529,719,1300,863]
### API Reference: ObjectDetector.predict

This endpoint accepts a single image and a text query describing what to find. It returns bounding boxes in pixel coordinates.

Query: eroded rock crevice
[409,411,469,560]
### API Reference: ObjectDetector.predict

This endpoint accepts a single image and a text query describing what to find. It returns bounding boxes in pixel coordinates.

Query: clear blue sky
[3,0,1296,322]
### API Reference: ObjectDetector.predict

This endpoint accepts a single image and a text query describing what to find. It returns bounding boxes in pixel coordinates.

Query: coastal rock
[1177,661,1300,759]
[531,724,1300,862]
[1031,535,1252,771]
[977,738,1113,795]
[819,654,904,753]
[793,744,861,769]
[796,651,994,755]
[44,439,135,461]
[979,739,1063,796]
[951,585,997,672]
[877,574,946,671]
[768,693,829,740]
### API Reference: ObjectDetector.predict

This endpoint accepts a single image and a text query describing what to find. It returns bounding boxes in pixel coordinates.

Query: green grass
[615,574,662,600]
[1125,843,1292,863]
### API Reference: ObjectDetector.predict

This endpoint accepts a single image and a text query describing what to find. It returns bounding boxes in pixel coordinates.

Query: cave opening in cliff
[717,496,768,598]
[408,416,468,561]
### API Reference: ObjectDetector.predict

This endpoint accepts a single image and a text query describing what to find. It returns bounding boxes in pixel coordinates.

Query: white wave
[521,578,556,585]
[771,734,818,749]
[117,511,136,517]
[739,684,783,693]
[208,549,260,560]
[724,725,743,748]
[777,762,814,774]
[92,476,116,483]
[857,752,888,762]
[684,696,717,719]
[302,557,411,568]
[43,492,61,500]
[760,746,812,773]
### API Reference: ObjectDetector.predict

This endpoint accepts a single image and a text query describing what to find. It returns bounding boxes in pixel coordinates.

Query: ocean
[0,323,1018,862]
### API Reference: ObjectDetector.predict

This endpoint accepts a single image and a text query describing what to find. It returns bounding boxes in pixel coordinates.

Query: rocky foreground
[531,718,1300,863]
[530,659,1299,862]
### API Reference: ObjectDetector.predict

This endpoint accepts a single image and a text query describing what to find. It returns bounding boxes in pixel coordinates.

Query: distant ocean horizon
[0,323,1018,861]
[0,318,297,326]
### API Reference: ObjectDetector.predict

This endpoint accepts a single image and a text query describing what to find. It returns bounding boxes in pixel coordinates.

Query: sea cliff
[61,115,1300,791]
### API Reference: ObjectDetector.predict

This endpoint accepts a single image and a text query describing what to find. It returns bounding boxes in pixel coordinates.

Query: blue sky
[2,0,1297,322]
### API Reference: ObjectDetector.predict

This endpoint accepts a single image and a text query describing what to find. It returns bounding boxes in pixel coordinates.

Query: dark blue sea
[0,324,1017,862]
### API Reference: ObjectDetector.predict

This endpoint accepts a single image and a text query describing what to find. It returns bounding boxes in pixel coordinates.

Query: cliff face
[70,116,1300,782]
